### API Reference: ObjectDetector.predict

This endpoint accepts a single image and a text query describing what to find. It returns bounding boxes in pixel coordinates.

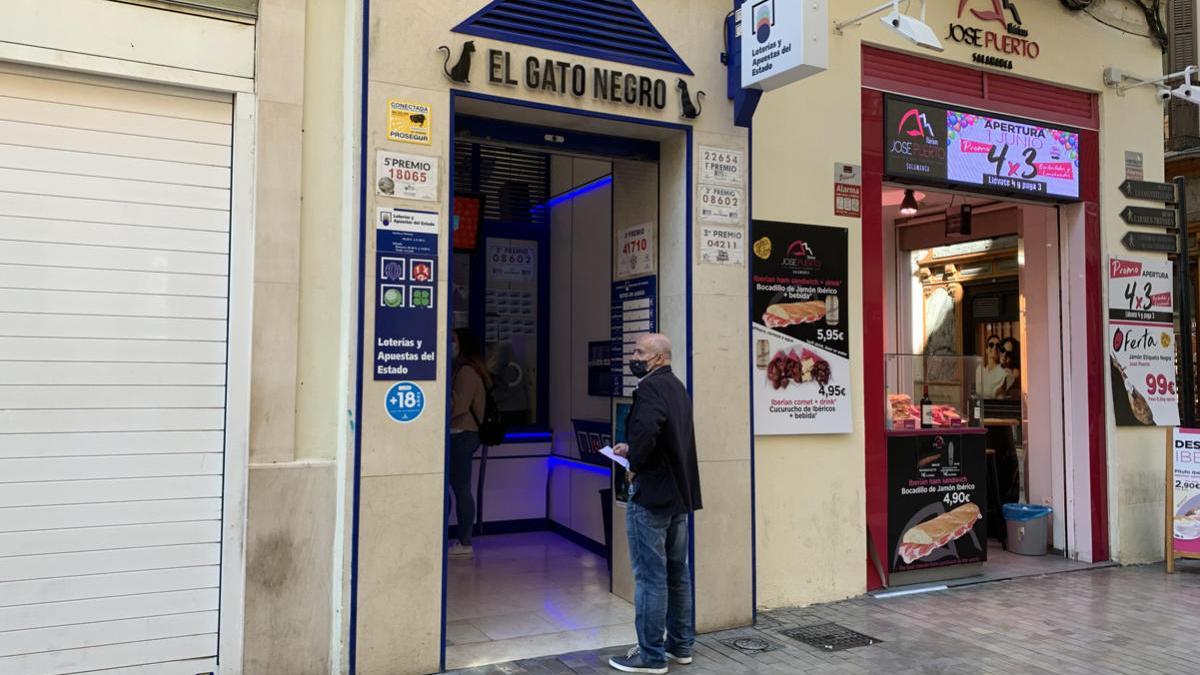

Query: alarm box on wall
[740,0,828,91]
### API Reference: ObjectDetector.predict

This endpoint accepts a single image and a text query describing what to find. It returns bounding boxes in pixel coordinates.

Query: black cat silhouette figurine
[437,41,475,83]
[677,79,704,119]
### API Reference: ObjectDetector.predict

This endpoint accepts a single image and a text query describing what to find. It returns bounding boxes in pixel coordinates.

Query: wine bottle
[920,385,933,429]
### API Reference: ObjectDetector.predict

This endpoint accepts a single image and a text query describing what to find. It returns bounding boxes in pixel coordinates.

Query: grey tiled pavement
[447,563,1200,674]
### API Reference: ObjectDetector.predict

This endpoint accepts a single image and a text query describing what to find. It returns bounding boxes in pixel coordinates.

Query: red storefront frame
[860,47,1108,590]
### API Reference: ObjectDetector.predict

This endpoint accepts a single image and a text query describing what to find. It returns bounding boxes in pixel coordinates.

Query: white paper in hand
[599,445,630,470]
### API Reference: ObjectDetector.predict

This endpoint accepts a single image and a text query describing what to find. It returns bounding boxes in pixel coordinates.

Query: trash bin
[599,488,613,571]
[1003,503,1052,556]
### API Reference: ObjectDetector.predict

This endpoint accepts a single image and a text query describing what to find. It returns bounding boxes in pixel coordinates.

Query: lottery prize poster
[1107,256,1179,427]
[375,223,437,380]
[611,277,656,398]
[750,221,851,434]
[1171,428,1200,556]
[887,431,987,573]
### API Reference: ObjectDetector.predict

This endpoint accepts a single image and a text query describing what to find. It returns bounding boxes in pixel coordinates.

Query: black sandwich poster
[750,221,850,434]
[887,432,987,573]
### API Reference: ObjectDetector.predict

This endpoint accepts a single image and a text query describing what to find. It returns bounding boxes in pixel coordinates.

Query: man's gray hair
[643,333,672,361]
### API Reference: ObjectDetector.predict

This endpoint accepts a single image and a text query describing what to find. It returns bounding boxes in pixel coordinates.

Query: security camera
[1158,86,1173,102]
[835,1,943,52]
[881,4,944,52]
[1170,66,1200,104]
[1172,84,1200,102]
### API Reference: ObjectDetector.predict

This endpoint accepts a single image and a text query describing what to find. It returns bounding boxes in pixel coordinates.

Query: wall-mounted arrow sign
[1120,205,1177,228]
[1121,231,1177,253]
[1119,179,1176,203]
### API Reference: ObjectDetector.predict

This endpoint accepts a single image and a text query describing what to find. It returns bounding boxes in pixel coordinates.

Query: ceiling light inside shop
[899,189,920,216]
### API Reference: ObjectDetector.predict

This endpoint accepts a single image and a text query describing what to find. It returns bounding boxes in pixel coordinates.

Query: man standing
[609,334,702,674]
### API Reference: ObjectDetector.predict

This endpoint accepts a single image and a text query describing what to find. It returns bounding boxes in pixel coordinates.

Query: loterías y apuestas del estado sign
[944,0,1039,71]
[436,41,704,119]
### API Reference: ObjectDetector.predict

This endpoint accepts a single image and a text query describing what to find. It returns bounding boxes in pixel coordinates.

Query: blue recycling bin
[1003,503,1052,556]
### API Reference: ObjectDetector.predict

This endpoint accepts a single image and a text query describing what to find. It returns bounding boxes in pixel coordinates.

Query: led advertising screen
[884,96,1080,200]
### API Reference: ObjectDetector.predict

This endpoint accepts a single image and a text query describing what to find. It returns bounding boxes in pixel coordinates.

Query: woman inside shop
[448,328,490,559]
[996,337,1021,400]
[977,335,1007,399]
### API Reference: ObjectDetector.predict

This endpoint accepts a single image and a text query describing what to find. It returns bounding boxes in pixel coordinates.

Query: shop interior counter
[885,428,989,586]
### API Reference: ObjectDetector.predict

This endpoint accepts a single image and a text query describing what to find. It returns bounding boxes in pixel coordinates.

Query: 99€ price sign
[1108,256,1179,427]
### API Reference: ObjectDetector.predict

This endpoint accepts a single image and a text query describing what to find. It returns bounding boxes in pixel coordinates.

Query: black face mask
[629,359,650,378]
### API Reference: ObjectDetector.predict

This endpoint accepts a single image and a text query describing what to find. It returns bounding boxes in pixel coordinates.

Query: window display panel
[884,96,1081,200]
[485,238,539,426]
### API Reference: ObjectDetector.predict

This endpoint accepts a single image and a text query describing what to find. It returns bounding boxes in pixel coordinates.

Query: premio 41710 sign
[1108,256,1179,427]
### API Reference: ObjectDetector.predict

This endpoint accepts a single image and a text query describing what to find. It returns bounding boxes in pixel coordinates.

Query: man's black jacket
[626,366,702,515]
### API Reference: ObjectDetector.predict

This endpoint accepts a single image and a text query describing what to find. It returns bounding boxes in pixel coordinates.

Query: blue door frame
[348,8,698,668]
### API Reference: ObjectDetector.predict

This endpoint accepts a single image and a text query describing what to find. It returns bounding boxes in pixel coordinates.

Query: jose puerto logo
[897,108,938,145]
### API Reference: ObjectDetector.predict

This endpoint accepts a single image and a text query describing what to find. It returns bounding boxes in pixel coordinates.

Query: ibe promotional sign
[1108,256,1179,427]
[750,221,850,434]
[375,212,438,380]
[1171,428,1200,556]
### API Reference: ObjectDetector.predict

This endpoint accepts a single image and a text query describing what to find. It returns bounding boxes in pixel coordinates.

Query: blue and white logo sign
[385,381,425,423]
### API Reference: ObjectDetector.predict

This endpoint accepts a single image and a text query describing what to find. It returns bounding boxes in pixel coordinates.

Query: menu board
[750,221,850,435]
[884,96,1080,200]
[1108,256,1179,427]
[887,431,988,574]
[1171,428,1200,557]
[611,277,656,398]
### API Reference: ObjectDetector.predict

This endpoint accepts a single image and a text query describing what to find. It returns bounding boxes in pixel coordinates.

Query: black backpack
[470,380,507,446]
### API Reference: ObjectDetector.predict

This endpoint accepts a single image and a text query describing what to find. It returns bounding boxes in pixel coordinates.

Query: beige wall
[243,0,347,671]
[752,0,1167,609]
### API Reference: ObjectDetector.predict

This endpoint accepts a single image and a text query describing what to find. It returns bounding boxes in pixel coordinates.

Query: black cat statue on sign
[677,79,704,119]
[437,41,475,83]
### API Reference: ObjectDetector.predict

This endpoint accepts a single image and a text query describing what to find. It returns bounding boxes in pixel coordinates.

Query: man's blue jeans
[625,497,693,666]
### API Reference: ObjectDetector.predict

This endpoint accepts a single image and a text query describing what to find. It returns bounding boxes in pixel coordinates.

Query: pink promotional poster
[945,110,1080,198]
[1172,428,1200,555]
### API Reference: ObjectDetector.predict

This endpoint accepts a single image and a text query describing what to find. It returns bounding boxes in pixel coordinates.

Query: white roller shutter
[0,66,233,674]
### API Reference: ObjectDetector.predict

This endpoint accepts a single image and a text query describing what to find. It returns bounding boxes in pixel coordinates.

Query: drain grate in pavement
[720,635,782,654]
[781,623,882,652]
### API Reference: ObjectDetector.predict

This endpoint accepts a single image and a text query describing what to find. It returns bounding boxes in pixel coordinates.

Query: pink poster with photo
[1172,428,1200,555]
[945,109,1080,199]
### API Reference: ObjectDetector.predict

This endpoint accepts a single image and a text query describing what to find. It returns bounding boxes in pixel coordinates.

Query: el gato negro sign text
[945,0,1039,71]
[486,48,668,111]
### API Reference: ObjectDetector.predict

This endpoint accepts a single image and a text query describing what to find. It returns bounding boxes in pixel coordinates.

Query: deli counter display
[883,354,988,585]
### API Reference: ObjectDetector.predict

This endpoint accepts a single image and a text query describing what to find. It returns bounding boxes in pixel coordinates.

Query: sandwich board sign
[1166,427,1200,573]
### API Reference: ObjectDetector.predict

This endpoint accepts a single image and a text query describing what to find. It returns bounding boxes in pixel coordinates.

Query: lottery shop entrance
[860,47,1111,592]
[441,92,692,670]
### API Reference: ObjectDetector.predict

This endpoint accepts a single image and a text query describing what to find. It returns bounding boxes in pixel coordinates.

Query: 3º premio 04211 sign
[884,95,1080,200]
